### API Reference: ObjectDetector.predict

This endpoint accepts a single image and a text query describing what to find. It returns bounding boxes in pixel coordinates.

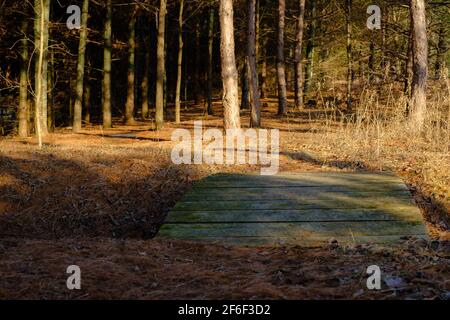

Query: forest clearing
[0,0,449,302]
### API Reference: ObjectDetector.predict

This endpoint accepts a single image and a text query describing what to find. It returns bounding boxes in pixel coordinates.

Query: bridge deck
[158,172,428,246]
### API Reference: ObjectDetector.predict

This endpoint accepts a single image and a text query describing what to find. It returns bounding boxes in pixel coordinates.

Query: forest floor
[0,100,449,299]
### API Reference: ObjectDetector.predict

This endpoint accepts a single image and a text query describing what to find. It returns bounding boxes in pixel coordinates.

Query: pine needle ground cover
[0,105,448,299]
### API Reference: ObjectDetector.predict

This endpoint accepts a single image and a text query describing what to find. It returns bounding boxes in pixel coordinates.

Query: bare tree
[220,0,241,129]
[34,0,47,147]
[155,0,167,130]
[435,25,446,79]
[73,0,89,132]
[19,19,29,138]
[260,37,268,99]
[248,0,261,127]
[34,0,50,136]
[409,0,428,130]
[175,0,184,123]
[102,0,112,129]
[207,6,215,116]
[304,0,316,97]
[345,0,353,111]
[125,7,137,125]
[277,0,287,116]
[294,0,306,110]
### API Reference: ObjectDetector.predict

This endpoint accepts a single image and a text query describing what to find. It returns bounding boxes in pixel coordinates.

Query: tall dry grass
[306,76,450,236]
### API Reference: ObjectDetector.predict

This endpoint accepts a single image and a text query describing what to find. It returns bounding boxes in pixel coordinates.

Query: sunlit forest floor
[0,98,449,299]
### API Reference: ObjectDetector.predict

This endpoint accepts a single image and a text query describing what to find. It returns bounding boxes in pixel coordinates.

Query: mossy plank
[194,173,407,189]
[201,172,401,182]
[159,221,427,240]
[172,198,417,211]
[160,235,428,246]
[194,181,409,190]
[183,190,413,201]
[166,208,424,223]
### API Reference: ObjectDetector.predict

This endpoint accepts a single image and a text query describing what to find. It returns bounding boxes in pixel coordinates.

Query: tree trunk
[255,0,260,67]
[248,0,261,127]
[404,24,413,98]
[345,0,353,111]
[102,0,112,129]
[219,0,241,130]
[435,26,446,79]
[175,0,184,123]
[368,40,375,84]
[409,0,428,130]
[83,77,91,124]
[34,0,47,147]
[125,9,137,125]
[155,0,167,130]
[19,19,29,138]
[304,0,316,97]
[73,0,89,132]
[294,0,306,110]
[34,0,49,136]
[206,6,215,116]
[260,37,268,99]
[240,59,250,110]
[47,47,54,132]
[141,50,149,119]
[42,0,49,134]
[194,21,201,105]
[277,0,288,116]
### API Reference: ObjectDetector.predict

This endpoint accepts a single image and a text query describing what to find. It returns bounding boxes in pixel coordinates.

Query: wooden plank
[192,185,409,193]
[194,173,407,188]
[161,235,428,246]
[166,208,424,223]
[159,221,428,240]
[172,198,417,211]
[194,181,409,190]
[196,173,403,185]
[201,172,402,182]
[183,190,413,201]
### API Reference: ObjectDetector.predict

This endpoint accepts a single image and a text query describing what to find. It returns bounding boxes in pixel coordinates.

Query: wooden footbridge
[158,172,428,246]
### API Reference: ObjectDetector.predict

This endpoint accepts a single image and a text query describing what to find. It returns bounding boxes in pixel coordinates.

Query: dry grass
[285,80,450,239]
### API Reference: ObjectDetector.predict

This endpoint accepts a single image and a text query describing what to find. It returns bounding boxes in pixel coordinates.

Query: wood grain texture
[159,172,428,246]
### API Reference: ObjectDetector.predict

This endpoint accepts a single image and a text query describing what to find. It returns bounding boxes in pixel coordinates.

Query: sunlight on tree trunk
[175,0,184,124]
[19,19,29,138]
[102,0,112,129]
[34,0,49,137]
[409,0,428,131]
[34,0,46,148]
[220,0,241,130]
